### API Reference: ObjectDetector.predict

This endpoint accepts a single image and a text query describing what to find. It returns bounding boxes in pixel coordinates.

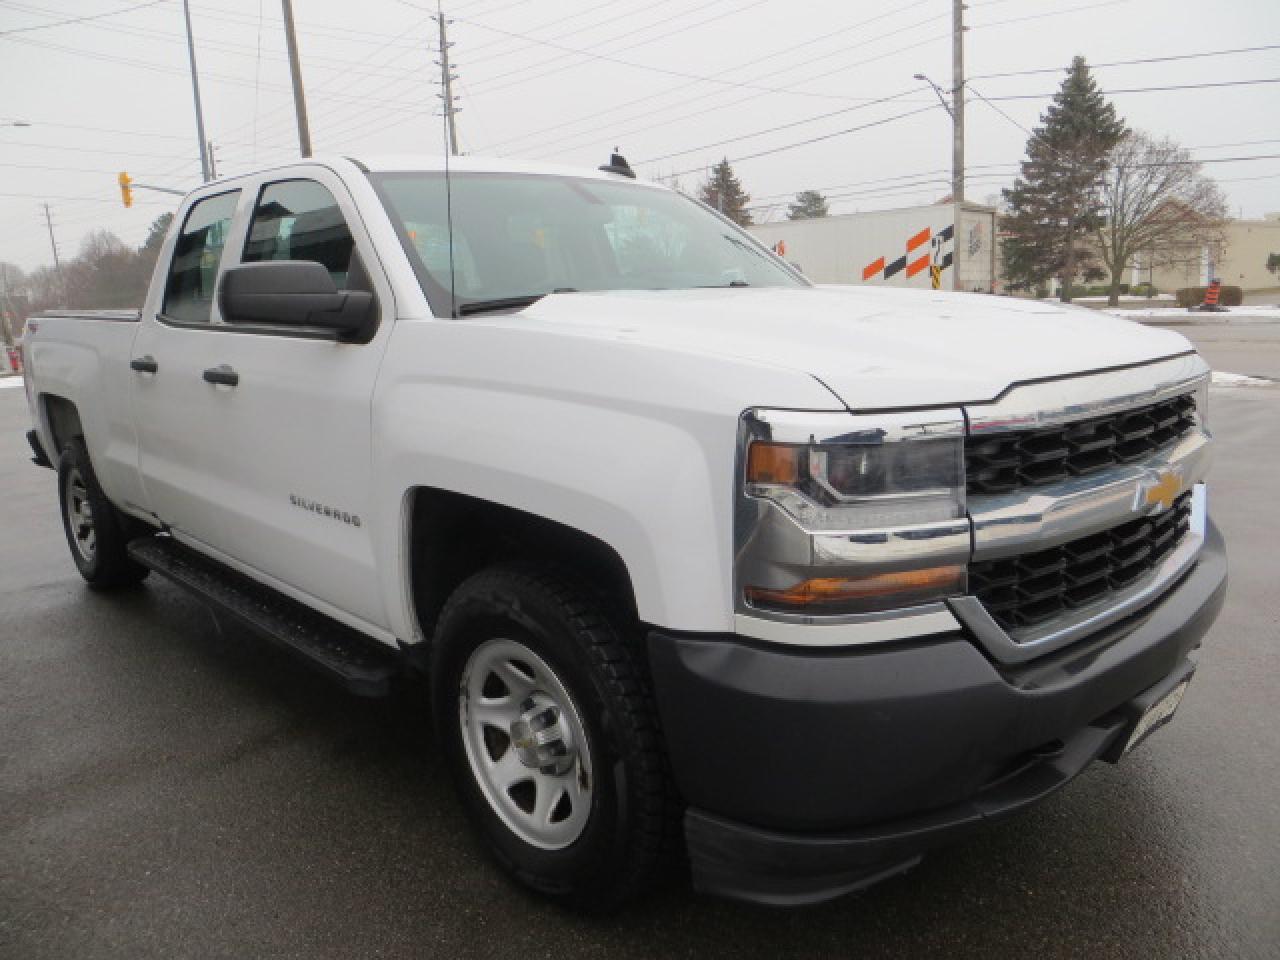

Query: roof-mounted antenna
[436,0,457,318]
[599,148,635,179]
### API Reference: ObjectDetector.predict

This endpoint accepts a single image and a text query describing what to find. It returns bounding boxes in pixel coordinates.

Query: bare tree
[1094,132,1227,305]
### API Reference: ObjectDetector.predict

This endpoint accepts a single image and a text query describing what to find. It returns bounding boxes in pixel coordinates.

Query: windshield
[370,172,806,316]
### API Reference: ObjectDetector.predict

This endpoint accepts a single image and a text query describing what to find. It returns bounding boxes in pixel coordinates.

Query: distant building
[1135,214,1280,293]
[747,202,999,293]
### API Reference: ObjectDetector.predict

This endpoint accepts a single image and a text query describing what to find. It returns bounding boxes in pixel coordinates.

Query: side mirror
[219,261,374,339]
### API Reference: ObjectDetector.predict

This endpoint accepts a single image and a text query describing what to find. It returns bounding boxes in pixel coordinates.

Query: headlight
[745,431,964,529]
[737,408,970,617]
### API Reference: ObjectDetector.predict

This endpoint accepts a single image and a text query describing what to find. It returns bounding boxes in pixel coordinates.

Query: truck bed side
[25,312,150,517]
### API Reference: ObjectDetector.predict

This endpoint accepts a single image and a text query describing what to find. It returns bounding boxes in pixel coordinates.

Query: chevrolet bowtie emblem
[1141,470,1183,511]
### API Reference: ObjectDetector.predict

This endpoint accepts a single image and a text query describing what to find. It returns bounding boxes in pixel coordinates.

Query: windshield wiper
[456,288,577,317]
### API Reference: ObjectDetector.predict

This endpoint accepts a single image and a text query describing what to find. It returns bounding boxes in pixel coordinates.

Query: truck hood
[511,286,1194,410]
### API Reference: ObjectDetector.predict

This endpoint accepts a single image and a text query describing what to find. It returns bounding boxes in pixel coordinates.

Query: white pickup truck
[20,154,1226,909]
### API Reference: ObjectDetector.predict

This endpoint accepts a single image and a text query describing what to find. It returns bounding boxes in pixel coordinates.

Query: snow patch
[1107,305,1280,322]
[1212,371,1274,388]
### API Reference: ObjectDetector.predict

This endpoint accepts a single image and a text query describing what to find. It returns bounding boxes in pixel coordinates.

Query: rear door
[131,188,244,530]
[134,171,396,633]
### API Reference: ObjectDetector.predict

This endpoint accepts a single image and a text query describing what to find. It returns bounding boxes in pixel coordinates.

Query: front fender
[371,319,842,639]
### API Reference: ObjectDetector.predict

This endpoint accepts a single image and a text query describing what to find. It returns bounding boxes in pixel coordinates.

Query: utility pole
[434,10,460,156]
[0,263,13,347]
[181,0,211,182]
[281,0,313,157]
[207,139,218,179]
[42,203,64,303]
[951,0,966,203]
[42,204,61,275]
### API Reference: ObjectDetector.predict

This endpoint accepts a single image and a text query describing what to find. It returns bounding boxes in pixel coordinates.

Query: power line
[639,88,925,165]
[987,77,1280,100]
[0,191,169,204]
[0,119,281,149]
[0,139,203,160]
[181,0,428,47]
[502,0,1150,157]
[522,31,951,160]
[651,78,1280,180]
[427,1,917,103]
[523,0,1149,160]
[969,0,1137,31]
[0,0,167,37]
[319,0,739,147]
[660,105,940,180]
[213,8,436,154]
[463,0,690,68]
[0,0,426,80]
[0,160,179,176]
[458,0,676,64]
[972,44,1280,80]
[478,6,945,153]
[459,0,780,97]
[967,83,1033,138]
[1216,172,1280,184]
[752,151,1280,214]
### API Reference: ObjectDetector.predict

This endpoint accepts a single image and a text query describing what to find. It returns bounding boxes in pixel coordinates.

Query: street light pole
[913,74,952,117]
[181,0,211,182]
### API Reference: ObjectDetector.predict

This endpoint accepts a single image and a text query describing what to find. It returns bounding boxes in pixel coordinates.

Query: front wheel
[431,564,675,910]
[57,437,149,588]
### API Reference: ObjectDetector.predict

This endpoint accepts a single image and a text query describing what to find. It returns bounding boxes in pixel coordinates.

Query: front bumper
[647,521,1227,906]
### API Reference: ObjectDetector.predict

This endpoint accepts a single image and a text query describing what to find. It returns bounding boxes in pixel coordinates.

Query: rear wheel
[58,437,149,588]
[431,564,675,910]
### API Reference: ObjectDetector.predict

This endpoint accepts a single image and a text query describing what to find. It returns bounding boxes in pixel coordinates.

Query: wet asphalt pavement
[1,327,1278,959]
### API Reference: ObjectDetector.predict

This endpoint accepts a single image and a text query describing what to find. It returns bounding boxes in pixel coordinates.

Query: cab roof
[351,153,659,185]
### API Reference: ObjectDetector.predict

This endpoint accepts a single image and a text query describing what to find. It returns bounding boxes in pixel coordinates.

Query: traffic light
[118,171,133,208]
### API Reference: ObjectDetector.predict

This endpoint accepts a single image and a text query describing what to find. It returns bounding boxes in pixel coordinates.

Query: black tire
[431,563,676,910]
[57,437,149,588]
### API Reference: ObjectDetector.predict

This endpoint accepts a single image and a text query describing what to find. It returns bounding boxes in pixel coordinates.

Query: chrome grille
[968,492,1193,633]
[965,393,1197,496]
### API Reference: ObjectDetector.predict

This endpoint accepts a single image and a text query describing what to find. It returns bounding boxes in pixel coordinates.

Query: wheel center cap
[509,694,575,776]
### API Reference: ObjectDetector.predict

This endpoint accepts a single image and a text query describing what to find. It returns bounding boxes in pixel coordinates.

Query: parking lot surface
[2,325,1278,959]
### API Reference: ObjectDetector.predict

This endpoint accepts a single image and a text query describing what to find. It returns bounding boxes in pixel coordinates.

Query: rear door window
[162,191,240,324]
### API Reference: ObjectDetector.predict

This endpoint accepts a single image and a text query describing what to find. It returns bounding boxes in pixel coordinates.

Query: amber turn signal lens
[745,566,965,613]
[746,442,801,484]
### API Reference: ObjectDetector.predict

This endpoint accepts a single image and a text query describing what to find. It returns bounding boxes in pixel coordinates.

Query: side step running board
[128,535,400,697]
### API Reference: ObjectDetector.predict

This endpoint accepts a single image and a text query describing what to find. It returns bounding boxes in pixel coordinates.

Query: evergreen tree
[137,212,175,286]
[698,158,753,227]
[141,212,174,255]
[1000,56,1126,300]
[787,190,829,220]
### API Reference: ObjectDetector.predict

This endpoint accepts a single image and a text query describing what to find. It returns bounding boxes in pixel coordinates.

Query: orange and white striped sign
[863,224,954,288]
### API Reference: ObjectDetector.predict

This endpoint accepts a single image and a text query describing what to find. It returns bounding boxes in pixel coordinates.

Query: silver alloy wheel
[458,637,593,850]
[64,467,96,563]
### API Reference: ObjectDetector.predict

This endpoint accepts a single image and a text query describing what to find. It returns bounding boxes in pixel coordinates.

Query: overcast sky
[1,0,1277,273]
